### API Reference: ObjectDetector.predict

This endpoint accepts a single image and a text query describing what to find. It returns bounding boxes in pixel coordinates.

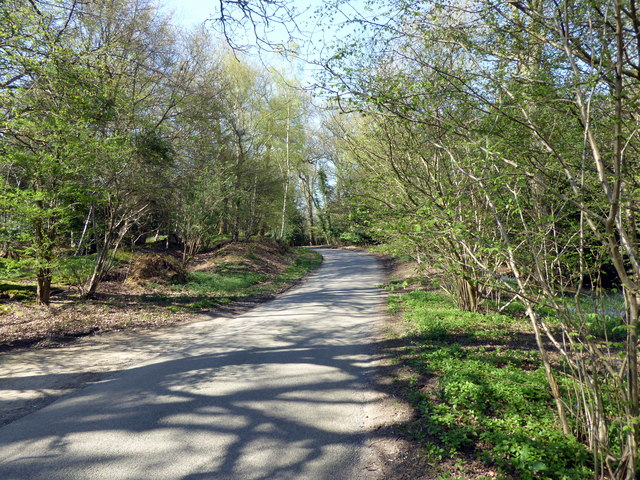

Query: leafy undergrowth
[149,244,322,312]
[0,250,135,286]
[0,242,322,350]
[389,290,592,480]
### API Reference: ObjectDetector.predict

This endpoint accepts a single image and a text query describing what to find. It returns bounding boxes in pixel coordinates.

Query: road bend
[0,248,386,480]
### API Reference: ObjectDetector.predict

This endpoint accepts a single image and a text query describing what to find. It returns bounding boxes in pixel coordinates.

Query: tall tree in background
[263,74,308,242]
[168,31,228,262]
[76,0,190,297]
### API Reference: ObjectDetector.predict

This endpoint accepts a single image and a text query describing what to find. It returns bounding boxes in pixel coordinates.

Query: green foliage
[394,290,592,479]
[0,257,34,281]
[53,255,100,285]
[558,293,628,342]
[149,247,321,312]
[181,270,267,296]
[0,250,132,286]
[387,294,402,314]
[282,208,309,246]
[339,230,372,245]
[0,283,36,301]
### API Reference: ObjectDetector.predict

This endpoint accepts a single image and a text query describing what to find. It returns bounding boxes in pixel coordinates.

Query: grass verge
[158,247,323,312]
[388,289,592,480]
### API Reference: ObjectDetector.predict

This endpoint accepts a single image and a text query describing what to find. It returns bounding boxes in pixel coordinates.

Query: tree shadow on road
[0,332,427,479]
[0,249,480,479]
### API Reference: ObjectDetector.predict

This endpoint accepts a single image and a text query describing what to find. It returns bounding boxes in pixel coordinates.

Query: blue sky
[156,0,376,89]
[160,0,215,28]
[158,0,325,87]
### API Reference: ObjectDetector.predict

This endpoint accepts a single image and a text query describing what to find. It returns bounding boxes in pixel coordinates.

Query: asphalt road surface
[0,248,386,480]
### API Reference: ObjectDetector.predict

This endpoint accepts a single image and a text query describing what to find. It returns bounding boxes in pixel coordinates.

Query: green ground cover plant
[181,270,267,296]
[391,290,592,480]
[0,257,35,282]
[151,247,322,312]
[556,293,628,342]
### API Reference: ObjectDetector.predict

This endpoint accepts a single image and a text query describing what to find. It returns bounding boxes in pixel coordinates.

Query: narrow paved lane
[0,248,385,480]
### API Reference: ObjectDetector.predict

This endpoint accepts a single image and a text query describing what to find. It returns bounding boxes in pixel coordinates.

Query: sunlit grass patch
[182,271,267,295]
[399,291,517,341]
[157,247,321,312]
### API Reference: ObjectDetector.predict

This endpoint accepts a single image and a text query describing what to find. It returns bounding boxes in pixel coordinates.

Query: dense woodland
[0,0,351,305]
[2,0,640,478]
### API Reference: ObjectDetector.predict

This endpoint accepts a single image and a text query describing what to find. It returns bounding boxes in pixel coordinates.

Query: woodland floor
[0,241,308,352]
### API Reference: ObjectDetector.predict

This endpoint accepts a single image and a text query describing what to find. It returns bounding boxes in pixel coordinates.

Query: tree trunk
[34,215,53,305]
[84,243,110,298]
[622,289,639,480]
[73,205,94,257]
[36,268,52,306]
[613,3,638,476]
[84,212,132,298]
[299,173,316,245]
[280,103,291,240]
[529,308,571,435]
[246,174,258,240]
[456,276,479,313]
